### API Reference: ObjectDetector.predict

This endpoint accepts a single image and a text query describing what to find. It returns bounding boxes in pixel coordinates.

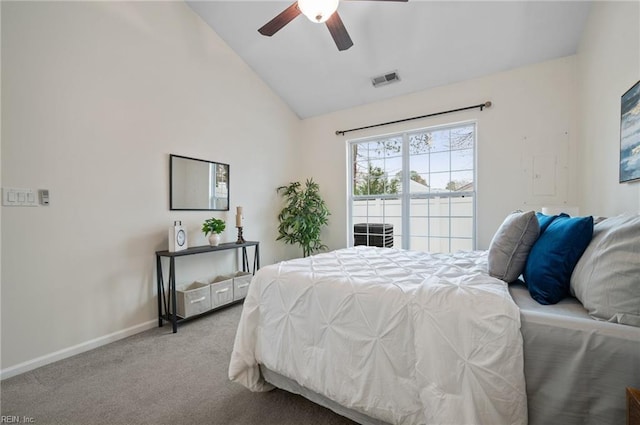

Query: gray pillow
[488,211,540,283]
[570,213,640,327]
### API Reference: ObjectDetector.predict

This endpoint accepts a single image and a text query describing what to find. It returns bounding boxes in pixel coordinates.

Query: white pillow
[488,211,540,283]
[570,213,640,327]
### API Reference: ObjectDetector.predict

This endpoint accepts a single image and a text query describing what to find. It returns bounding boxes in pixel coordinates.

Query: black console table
[155,241,260,333]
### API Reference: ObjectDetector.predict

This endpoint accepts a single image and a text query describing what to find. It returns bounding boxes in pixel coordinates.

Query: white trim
[1,319,156,380]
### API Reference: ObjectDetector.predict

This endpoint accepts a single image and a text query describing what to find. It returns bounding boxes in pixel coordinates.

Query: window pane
[429,173,450,191]
[430,151,449,173]
[407,173,429,193]
[409,132,432,155]
[450,195,474,216]
[448,170,473,192]
[451,217,473,238]
[410,198,425,212]
[409,153,429,174]
[427,197,448,216]
[451,148,473,171]
[411,217,429,236]
[430,218,450,238]
[450,126,474,150]
[429,130,451,152]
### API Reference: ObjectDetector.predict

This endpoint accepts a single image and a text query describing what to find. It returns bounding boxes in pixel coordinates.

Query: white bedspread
[229,247,527,425]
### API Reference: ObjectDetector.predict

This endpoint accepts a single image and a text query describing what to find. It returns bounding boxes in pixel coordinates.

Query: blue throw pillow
[524,215,594,305]
[535,212,568,234]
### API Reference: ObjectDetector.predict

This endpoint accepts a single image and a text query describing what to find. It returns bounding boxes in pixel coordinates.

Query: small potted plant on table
[202,218,226,246]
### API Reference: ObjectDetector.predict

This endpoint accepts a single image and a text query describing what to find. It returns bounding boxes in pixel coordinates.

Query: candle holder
[235,226,246,244]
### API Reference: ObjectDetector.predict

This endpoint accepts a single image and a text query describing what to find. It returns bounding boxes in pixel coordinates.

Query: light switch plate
[2,188,39,207]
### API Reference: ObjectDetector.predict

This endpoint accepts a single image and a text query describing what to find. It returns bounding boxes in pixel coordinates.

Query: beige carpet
[1,304,356,425]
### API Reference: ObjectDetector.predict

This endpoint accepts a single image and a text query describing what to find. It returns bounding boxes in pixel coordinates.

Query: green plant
[277,179,330,257]
[202,217,226,236]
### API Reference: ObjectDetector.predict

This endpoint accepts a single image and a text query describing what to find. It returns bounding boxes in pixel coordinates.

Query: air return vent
[371,71,400,87]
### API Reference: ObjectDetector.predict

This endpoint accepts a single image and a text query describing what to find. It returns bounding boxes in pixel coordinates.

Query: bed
[229,212,640,425]
[509,281,640,425]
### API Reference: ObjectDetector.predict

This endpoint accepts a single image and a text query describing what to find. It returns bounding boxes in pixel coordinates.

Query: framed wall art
[620,79,640,183]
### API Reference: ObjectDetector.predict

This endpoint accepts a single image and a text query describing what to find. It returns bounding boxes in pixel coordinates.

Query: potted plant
[277,178,330,257]
[202,217,226,246]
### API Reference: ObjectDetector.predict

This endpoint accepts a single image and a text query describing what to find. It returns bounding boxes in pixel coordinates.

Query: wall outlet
[39,189,50,205]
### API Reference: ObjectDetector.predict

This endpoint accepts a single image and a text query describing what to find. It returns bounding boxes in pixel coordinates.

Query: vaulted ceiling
[188,1,592,118]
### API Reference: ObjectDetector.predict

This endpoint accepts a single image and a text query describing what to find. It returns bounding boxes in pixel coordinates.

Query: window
[348,122,476,253]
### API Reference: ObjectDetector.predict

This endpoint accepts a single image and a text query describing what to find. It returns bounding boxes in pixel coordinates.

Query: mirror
[170,154,229,211]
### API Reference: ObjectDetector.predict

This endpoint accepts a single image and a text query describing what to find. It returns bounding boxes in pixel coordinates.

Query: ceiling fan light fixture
[298,0,339,23]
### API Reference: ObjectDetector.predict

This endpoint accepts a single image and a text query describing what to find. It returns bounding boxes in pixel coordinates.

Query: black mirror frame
[169,154,230,211]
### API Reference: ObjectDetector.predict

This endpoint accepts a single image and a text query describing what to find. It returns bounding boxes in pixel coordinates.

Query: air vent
[371,71,400,88]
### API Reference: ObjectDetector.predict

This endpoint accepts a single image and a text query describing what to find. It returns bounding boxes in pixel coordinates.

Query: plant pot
[208,233,221,247]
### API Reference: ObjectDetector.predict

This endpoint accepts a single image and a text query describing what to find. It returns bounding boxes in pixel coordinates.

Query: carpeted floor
[0,304,357,425]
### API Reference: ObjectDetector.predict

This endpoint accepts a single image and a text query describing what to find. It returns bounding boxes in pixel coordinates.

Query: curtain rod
[335,101,492,136]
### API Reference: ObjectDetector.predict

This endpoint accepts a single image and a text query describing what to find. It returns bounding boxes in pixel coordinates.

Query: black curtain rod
[335,101,492,136]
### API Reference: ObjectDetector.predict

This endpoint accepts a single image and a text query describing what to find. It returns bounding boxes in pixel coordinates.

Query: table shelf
[155,241,260,333]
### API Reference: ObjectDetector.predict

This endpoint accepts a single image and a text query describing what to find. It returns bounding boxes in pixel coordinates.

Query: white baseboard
[1,319,157,380]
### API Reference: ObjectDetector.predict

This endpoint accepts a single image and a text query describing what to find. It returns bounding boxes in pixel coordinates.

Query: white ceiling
[187,1,592,118]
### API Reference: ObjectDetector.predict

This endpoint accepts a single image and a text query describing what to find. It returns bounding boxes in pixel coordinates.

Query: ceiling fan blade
[326,12,353,51]
[258,2,301,36]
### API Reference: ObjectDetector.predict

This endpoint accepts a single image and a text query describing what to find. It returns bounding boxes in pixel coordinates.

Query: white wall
[1,1,300,376]
[577,1,640,215]
[299,56,580,251]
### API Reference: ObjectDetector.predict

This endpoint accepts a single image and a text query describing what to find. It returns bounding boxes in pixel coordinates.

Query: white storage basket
[176,281,211,318]
[210,275,234,307]
[232,271,252,301]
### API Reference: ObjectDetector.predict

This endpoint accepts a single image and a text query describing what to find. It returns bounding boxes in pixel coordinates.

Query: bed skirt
[261,365,390,425]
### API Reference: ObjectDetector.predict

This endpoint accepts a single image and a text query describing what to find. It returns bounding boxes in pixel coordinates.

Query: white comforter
[229,247,527,425]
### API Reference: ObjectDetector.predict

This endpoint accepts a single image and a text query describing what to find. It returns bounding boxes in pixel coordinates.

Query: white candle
[236,206,243,227]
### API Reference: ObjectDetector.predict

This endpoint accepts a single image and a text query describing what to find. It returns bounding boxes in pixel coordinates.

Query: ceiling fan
[258,0,408,51]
